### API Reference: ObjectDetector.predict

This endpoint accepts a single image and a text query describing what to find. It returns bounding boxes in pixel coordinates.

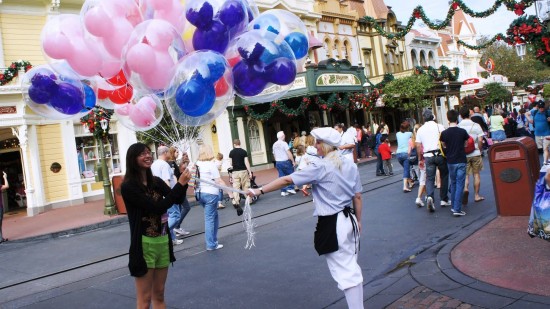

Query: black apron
[314,207,359,256]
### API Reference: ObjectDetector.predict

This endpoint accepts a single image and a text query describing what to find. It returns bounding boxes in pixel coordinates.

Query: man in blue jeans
[440,110,470,216]
[416,109,451,212]
[272,131,296,196]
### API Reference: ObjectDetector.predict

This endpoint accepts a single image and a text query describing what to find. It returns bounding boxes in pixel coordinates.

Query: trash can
[489,137,539,216]
[112,175,126,214]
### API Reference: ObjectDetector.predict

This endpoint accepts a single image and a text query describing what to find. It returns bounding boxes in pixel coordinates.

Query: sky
[384,0,539,37]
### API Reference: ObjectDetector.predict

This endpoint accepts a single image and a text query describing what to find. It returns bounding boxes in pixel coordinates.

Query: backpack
[409,147,418,165]
[368,134,378,149]
[464,124,476,154]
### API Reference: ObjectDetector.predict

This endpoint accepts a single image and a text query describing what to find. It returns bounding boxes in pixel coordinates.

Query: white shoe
[174,228,190,236]
[287,189,297,194]
[281,192,289,196]
[426,197,435,212]
[173,239,183,245]
[207,244,224,251]
[440,200,452,207]
[415,198,424,207]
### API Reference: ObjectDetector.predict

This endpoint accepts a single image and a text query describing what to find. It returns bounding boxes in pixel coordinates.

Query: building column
[21,125,46,216]
[322,110,328,126]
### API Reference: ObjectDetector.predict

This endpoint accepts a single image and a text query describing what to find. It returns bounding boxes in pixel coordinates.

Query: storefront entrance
[0,149,26,212]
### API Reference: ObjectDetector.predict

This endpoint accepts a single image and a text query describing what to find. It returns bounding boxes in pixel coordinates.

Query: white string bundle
[193,177,256,249]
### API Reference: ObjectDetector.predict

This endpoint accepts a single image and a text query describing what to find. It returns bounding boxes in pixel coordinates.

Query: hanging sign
[485,58,495,73]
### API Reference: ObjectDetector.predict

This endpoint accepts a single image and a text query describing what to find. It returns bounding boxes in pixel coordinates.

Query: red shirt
[378,143,392,160]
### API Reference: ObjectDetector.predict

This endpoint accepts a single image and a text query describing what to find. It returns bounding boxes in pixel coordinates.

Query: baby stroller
[227,168,259,204]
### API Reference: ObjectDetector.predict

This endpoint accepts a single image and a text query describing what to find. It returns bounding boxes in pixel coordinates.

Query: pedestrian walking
[412,124,426,207]
[193,144,231,250]
[247,127,364,309]
[0,171,9,243]
[151,146,183,246]
[416,109,451,212]
[361,125,372,158]
[121,142,191,309]
[334,123,356,162]
[527,100,550,164]
[488,108,506,143]
[373,126,385,176]
[516,108,532,138]
[228,139,252,207]
[440,110,469,217]
[167,147,192,237]
[395,121,413,192]
[273,131,296,196]
[458,107,485,205]
[354,124,363,159]
[378,136,393,176]
[214,152,225,209]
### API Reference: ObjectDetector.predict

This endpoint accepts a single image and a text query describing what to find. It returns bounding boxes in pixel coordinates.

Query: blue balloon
[284,32,308,59]
[49,83,84,115]
[252,14,280,35]
[193,21,229,53]
[206,60,226,83]
[219,0,246,28]
[83,84,96,109]
[233,61,268,97]
[238,42,266,65]
[175,78,216,117]
[265,57,296,85]
[28,84,52,104]
[31,73,58,92]
[186,1,214,29]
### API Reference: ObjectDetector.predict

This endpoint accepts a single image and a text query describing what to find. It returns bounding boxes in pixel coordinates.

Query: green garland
[0,60,32,85]
[80,106,113,140]
[360,1,535,41]
[414,65,460,81]
[457,34,506,50]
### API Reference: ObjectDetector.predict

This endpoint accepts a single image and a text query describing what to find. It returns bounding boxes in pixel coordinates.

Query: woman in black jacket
[121,143,190,309]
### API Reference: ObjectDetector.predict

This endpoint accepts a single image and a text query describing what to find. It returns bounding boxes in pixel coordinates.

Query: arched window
[248,120,261,153]
[324,38,332,58]
[411,50,418,66]
[333,39,340,59]
[343,40,352,61]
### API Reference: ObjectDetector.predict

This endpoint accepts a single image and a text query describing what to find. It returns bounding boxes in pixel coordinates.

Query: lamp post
[515,43,527,60]
[81,106,116,216]
[363,82,373,132]
[443,81,451,111]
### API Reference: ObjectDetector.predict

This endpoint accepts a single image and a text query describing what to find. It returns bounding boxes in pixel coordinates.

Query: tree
[382,74,433,111]
[479,37,550,88]
[483,82,513,106]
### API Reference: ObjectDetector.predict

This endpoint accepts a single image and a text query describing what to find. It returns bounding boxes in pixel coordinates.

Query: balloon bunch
[24,0,309,129]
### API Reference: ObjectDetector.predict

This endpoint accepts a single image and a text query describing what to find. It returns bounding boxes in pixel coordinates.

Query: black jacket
[121,177,186,277]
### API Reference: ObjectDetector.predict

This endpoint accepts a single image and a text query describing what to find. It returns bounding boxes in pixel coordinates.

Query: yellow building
[0,0,137,216]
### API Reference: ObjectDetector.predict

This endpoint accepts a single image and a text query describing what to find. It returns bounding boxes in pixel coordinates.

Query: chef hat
[311,127,341,147]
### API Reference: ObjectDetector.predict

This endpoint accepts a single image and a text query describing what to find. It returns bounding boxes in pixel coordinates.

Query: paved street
[0,158,545,308]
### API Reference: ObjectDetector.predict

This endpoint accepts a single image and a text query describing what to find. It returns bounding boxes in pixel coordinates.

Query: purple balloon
[238,42,265,65]
[49,83,84,115]
[192,21,229,53]
[265,57,296,85]
[28,84,52,104]
[219,0,246,28]
[186,1,214,29]
[31,73,58,92]
[233,61,267,97]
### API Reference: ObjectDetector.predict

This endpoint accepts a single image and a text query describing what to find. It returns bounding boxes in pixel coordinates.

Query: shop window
[363,51,371,77]
[248,120,262,153]
[74,123,121,179]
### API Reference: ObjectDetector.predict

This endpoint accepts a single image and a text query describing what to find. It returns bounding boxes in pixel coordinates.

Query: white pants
[325,211,363,290]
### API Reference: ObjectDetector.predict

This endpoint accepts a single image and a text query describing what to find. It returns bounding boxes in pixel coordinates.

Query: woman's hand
[178,168,191,185]
[247,188,258,197]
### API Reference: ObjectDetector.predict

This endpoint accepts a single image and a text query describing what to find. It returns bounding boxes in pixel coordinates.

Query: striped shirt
[290,155,362,216]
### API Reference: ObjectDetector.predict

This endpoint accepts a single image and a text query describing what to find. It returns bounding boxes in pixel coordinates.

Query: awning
[308,32,323,50]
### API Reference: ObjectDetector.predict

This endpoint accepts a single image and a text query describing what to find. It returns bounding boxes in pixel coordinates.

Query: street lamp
[515,43,527,60]
[443,81,450,109]
[80,106,116,216]
[363,82,371,95]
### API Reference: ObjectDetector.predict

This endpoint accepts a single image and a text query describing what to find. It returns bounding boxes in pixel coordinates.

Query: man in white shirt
[416,109,451,212]
[458,107,485,205]
[151,146,182,245]
[334,123,356,162]
[272,131,296,196]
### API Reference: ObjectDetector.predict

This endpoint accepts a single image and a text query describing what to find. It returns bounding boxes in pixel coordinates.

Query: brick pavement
[387,286,483,309]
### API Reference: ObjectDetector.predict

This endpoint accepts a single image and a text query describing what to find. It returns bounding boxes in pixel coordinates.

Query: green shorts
[142,235,170,269]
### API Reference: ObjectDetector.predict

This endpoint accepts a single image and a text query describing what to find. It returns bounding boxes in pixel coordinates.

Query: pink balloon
[60,15,83,38]
[139,96,157,112]
[43,33,72,59]
[126,43,156,74]
[115,103,132,116]
[67,41,102,77]
[149,0,173,11]
[156,5,185,34]
[99,58,122,79]
[145,20,174,51]
[84,6,112,37]
[141,52,174,90]
[103,19,134,58]
[129,101,157,128]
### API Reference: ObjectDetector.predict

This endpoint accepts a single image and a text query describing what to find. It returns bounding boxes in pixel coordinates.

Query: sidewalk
[2,154,550,308]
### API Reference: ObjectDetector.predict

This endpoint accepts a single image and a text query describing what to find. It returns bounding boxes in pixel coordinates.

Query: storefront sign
[259,76,307,96]
[475,88,489,98]
[0,106,16,114]
[463,78,480,85]
[316,74,360,86]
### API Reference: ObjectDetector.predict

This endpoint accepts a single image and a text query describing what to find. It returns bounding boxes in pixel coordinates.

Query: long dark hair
[123,142,153,188]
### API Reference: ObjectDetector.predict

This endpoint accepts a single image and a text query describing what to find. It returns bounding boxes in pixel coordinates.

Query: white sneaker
[173,239,183,245]
[415,198,424,207]
[281,192,289,196]
[174,228,190,236]
[207,244,224,251]
[426,197,435,212]
[440,200,452,207]
[452,210,466,217]
[287,189,297,194]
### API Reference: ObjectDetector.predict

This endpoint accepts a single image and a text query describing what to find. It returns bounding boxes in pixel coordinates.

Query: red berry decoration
[452,2,459,10]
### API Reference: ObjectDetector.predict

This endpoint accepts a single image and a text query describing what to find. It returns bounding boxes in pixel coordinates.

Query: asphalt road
[0,158,498,308]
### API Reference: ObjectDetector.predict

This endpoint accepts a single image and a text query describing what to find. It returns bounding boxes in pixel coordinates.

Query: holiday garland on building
[361,1,535,40]
[414,65,460,81]
[0,60,32,85]
[80,106,113,140]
